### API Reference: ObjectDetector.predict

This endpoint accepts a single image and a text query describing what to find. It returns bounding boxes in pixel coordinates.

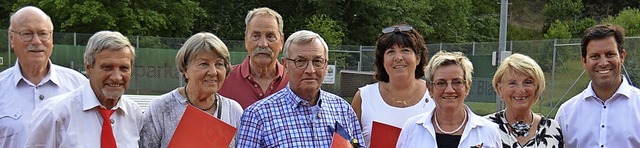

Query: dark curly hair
[373,24,428,82]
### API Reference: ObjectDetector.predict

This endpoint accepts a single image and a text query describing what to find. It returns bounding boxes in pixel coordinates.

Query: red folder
[331,132,354,148]
[168,105,237,148]
[369,121,401,148]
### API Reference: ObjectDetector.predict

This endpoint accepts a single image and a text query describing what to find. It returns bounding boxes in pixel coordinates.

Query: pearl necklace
[434,108,467,134]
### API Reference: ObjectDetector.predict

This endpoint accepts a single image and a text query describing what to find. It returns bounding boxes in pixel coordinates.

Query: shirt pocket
[0,110,24,138]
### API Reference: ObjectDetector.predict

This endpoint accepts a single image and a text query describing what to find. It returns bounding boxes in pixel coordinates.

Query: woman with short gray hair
[139,32,242,148]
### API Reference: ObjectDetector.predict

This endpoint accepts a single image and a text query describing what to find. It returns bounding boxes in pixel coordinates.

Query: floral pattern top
[485,110,564,148]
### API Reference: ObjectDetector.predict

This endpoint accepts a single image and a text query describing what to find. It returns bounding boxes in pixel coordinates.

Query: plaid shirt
[236,85,365,148]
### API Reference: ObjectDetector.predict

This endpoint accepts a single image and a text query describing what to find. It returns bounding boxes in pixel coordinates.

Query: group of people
[0,5,638,148]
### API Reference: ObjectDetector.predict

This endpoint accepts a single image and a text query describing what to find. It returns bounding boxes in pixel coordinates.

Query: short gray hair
[245,7,284,36]
[282,30,329,58]
[424,51,474,87]
[84,31,135,67]
[175,32,231,77]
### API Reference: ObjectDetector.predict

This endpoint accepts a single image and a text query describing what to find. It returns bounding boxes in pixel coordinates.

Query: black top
[436,133,461,148]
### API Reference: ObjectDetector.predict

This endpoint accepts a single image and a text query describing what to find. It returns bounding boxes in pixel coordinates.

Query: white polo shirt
[556,76,640,148]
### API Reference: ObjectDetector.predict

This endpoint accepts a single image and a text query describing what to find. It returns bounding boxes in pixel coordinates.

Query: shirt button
[601,145,604,148]
[110,119,115,124]
[39,95,45,100]
[604,106,607,109]
[259,93,263,97]
[254,84,258,88]
[601,125,605,128]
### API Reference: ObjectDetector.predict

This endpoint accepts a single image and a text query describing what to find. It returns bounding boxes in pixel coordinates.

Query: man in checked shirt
[236,30,365,148]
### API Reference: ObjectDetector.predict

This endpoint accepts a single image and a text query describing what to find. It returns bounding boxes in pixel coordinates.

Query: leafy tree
[544,20,572,39]
[427,0,472,43]
[569,18,596,37]
[305,14,349,69]
[583,0,640,21]
[601,7,640,36]
[543,0,583,33]
[467,0,499,42]
[306,14,344,45]
[13,0,204,37]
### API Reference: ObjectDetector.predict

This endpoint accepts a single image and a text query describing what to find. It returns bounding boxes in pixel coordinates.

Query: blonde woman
[396,51,501,148]
[484,53,563,147]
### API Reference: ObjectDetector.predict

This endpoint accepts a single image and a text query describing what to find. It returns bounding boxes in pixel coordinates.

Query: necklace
[505,110,534,137]
[434,108,467,135]
[385,83,420,106]
[184,86,217,111]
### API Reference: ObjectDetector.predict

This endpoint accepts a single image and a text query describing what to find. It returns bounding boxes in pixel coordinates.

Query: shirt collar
[11,59,58,87]
[583,75,634,101]
[81,84,129,115]
[239,56,285,79]
[284,85,324,109]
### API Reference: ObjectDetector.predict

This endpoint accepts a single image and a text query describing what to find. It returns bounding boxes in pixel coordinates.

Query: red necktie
[98,108,117,148]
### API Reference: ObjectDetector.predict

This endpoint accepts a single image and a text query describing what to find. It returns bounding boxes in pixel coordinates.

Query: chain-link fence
[2,30,638,116]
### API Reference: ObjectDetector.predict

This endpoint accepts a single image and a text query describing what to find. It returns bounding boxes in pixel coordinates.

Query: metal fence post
[358,45,362,71]
[73,32,77,46]
[551,39,557,110]
[136,35,140,49]
[472,42,476,55]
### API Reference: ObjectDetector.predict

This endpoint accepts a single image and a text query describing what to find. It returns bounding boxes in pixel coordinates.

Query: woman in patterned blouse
[484,53,564,148]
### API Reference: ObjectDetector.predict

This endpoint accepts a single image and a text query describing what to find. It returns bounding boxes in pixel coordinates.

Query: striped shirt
[236,85,365,148]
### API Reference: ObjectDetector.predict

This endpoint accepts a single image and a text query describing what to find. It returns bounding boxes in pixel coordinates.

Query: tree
[305,14,348,69]
[467,0,499,42]
[543,0,583,34]
[427,0,472,43]
[544,20,572,39]
[13,0,204,37]
[601,7,640,36]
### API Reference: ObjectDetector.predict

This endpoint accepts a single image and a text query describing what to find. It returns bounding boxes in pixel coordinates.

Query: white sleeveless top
[359,82,435,148]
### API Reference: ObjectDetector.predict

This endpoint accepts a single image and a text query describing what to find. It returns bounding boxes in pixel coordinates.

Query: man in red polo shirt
[218,7,289,109]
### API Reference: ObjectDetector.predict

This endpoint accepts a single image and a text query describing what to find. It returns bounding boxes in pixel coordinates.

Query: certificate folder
[168,105,236,147]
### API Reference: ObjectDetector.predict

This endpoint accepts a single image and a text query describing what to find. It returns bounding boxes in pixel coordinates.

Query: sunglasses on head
[381,25,413,34]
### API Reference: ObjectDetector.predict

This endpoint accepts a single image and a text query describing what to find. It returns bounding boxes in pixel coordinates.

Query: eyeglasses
[285,58,326,69]
[381,25,413,34]
[431,78,466,91]
[10,30,52,42]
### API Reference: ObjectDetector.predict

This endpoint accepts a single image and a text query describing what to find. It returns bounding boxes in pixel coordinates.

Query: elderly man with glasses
[0,6,88,147]
[236,30,365,147]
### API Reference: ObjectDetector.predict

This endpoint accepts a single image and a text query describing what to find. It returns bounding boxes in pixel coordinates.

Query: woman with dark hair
[351,24,435,147]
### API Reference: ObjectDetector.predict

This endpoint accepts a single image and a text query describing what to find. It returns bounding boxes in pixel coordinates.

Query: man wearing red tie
[25,31,144,147]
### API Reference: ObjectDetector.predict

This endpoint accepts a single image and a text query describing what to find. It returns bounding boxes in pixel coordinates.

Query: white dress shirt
[0,61,87,148]
[25,84,144,148]
[555,76,640,148]
[396,106,502,148]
